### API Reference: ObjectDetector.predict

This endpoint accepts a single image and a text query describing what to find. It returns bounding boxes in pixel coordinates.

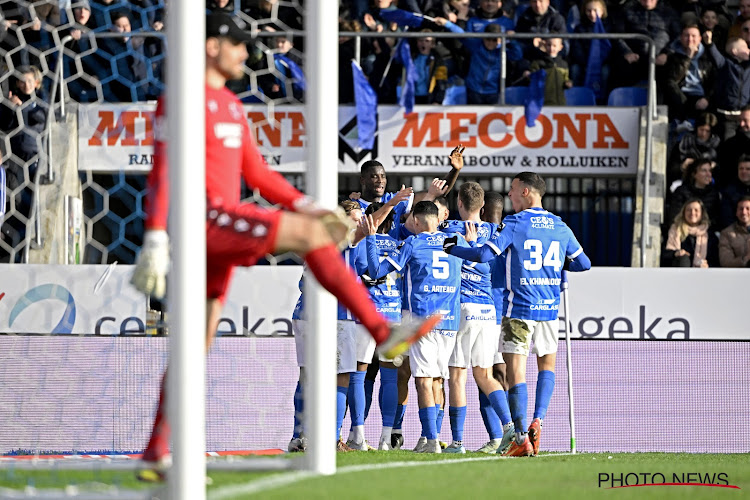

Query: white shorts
[293,319,306,368]
[450,303,499,369]
[501,317,558,357]
[337,320,357,374]
[493,350,505,365]
[355,324,376,364]
[409,329,457,379]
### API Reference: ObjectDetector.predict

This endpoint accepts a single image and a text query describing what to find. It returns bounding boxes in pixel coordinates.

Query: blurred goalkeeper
[132,12,439,481]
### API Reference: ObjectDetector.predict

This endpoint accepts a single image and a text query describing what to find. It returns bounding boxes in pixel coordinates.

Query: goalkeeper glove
[131,229,170,299]
[443,235,458,254]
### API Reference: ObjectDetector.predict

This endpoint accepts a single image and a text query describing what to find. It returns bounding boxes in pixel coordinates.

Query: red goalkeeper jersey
[145,85,304,230]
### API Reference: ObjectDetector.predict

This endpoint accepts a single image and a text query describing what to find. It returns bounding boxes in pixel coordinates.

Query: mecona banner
[78,104,640,175]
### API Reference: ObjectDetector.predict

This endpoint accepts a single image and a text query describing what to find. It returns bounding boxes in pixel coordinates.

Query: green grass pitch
[1,452,747,499]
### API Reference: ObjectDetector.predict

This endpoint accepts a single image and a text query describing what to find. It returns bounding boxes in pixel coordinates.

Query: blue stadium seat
[504,86,529,105]
[443,85,467,105]
[564,87,596,106]
[607,87,648,106]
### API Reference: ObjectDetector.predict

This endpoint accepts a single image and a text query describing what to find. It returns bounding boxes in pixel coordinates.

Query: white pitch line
[208,453,576,499]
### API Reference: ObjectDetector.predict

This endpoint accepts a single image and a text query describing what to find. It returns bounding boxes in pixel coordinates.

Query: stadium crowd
[1,0,749,266]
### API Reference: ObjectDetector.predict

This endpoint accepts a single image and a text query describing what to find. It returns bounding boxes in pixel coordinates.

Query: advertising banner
[0,264,146,334]
[78,104,640,175]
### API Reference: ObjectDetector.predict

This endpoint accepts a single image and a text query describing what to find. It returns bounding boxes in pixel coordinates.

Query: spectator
[728,0,750,39]
[612,0,680,87]
[89,0,132,31]
[514,0,566,60]
[413,30,448,104]
[667,111,720,187]
[569,0,611,89]
[525,36,572,105]
[266,31,305,103]
[667,158,721,230]
[243,0,302,32]
[662,198,719,267]
[466,0,514,33]
[657,22,716,124]
[461,23,506,103]
[719,155,750,228]
[207,0,234,13]
[339,18,363,104]
[61,0,100,102]
[718,195,750,267]
[699,6,728,56]
[717,105,750,187]
[90,10,162,101]
[704,34,750,141]
[0,65,48,262]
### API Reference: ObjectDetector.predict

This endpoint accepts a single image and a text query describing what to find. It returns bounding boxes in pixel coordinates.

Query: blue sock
[479,391,502,440]
[348,371,366,427]
[336,385,348,441]
[378,383,383,415]
[418,406,438,440]
[379,367,398,427]
[508,383,528,434]
[488,389,512,427]
[293,380,304,438]
[435,404,444,437]
[534,371,555,421]
[393,404,406,431]
[449,406,467,442]
[364,377,375,420]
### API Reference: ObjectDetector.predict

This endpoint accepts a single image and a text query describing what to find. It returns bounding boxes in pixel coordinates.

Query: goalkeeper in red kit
[131,12,439,481]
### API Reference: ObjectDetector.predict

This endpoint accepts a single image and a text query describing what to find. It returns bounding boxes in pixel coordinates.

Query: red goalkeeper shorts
[205,202,282,302]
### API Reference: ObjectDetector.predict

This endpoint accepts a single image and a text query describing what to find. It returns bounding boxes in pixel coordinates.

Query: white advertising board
[0,264,146,334]
[78,104,640,175]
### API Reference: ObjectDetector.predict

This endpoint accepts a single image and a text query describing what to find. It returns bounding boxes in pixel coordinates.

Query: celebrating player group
[289,152,591,456]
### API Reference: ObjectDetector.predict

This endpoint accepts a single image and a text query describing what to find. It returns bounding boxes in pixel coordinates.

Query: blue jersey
[450,208,586,321]
[366,231,466,331]
[354,192,414,212]
[488,252,506,325]
[352,234,402,323]
[440,220,496,305]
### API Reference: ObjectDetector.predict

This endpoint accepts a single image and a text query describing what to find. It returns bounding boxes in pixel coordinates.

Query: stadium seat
[504,86,529,105]
[443,85,467,105]
[564,87,596,106]
[607,86,648,106]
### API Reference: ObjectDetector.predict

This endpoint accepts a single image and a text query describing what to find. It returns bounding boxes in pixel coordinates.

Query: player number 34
[523,239,562,271]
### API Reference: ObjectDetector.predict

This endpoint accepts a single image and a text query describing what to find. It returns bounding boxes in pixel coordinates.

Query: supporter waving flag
[526,69,546,127]
[379,8,427,28]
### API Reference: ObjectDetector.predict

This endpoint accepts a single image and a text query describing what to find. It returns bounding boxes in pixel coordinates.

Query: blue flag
[584,15,611,100]
[274,54,307,93]
[525,69,546,127]
[379,8,426,28]
[351,61,378,150]
[394,39,416,114]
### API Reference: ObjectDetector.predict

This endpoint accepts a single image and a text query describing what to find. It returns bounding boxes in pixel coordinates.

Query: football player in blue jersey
[363,201,468,453]
[475,191,516,454]
[350,146,465,212]
[354,202,404,450]
[443,172,591,457]
[440,183,513,454]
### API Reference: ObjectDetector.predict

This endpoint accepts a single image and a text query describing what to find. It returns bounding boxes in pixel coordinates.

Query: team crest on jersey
[229,102,243,120]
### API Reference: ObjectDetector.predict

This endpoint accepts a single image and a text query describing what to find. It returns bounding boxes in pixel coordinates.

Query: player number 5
[523,239,562,271]
[432,251,450,279]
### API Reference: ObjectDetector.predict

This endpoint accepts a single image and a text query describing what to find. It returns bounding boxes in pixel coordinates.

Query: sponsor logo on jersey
[530,216,555,229]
